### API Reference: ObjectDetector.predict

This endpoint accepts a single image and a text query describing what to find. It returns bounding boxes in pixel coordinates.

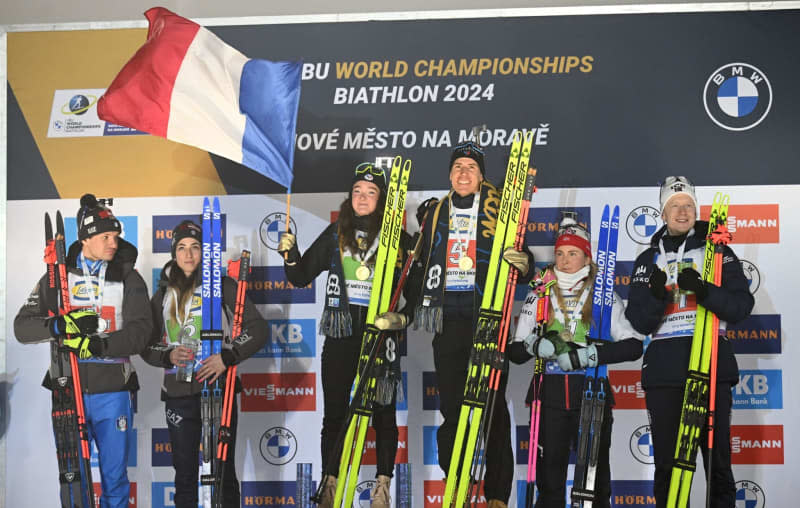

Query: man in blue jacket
[625,177,754,508]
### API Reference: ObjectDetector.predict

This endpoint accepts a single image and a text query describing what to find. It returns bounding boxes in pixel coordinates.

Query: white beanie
[659,176,698,215]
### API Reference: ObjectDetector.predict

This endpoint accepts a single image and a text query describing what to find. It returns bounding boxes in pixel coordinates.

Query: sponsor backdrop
[4,7,798,508]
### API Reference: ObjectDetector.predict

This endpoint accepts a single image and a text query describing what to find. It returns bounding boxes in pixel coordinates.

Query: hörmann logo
[151,214,226,253]
[733,370,782,410]
[609,370,646,410]
[703,62,772,131]
[247,266,315,304]
[423,371,440,410]
[525,207,591,246]
[241,373,316,412]
[151,428,173,467]
[727,314,781,354]
[700,204,779,244]
[241,481,298,507]
[730,425,783,464]
[609,480,656,507]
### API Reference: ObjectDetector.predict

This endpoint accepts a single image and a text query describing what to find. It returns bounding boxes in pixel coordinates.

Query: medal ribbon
[448,194,479,262]
[657,232,690,288]
[549,282,591,334]
[79,254,108,328]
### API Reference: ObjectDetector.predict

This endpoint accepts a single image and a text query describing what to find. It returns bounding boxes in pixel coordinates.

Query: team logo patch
[259,212,297,251]
[626,206,662,245]
[629,425,654,464]
[735,480,766,508]
[355,480,375,508]
[259,427,298,465]
[740,259,761,294]
[703,62,772,131]
[116,415,128,432]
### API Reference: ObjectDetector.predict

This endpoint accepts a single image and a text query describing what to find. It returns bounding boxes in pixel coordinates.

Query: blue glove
[556,344,598,371]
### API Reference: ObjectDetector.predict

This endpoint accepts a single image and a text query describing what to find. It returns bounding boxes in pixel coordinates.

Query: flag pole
[284,190,291,261]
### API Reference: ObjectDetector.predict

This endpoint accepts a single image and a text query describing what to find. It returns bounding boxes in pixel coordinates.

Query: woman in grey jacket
[142,220,268,508]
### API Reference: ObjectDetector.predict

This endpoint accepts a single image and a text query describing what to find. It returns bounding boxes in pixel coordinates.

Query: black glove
[649,267,668,299]
[678,268,708,301]
[47,309,99,337]
[416,198,438,227]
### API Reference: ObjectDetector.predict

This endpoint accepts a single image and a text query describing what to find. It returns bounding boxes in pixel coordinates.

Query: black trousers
[165,394,240,508]
[646,384,735,508]
[321,333,399,477]
[533,403,613,508]
[433,319,514,503]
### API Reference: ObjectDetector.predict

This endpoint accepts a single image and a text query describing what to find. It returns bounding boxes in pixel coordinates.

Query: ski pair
[211,249,251,506]
[199,197,224,507]
[443,130,535,508]
[667,193,731,508]
[524,271,556,508]
[570,205,620,508]
[44,211,97,508]
[321,156,411,508]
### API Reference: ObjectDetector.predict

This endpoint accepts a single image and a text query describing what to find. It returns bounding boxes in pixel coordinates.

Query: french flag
[98,7,302,189]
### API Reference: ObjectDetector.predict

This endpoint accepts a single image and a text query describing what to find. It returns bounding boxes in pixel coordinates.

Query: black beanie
[170,220,202,259]
[76,194,121,241]
[351,162,387,193]
[449,141,485,176]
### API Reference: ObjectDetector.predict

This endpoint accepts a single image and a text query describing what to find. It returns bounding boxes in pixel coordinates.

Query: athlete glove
[278,233,296,254]
[416,198,439,226]
[60,335,98,359]
[374,312,408,331]
[503,248,530,276]
[47,309,99,337]
[524,330,566,359]
[678,267,708,301]
[557,343,598,372]
[649,267,668,299]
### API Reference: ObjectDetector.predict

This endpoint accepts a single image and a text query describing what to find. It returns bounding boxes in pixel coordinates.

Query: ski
[213,249,251,507]
[571,205,620,508]
[666,193,730,508]
[200,197,224,507]
[525,270,556,508]
[46,211,97,508]
[330,156,411,508]
[443,129,534,508]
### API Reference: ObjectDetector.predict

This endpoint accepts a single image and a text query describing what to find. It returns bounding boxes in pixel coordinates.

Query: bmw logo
[259,426,298,465]
[735,480,765,508]
[629,424,655,464]
[740,259,761,294]
[626,206,663,245]
[259,212,297,251]
[355,480,375,508]
[703,63,772,131]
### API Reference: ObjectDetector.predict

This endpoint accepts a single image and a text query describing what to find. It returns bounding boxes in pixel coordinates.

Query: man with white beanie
[624,176,754,507]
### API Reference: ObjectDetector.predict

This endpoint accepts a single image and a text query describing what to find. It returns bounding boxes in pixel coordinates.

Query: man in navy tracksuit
[15,194,152,508]
[624,177,753,508]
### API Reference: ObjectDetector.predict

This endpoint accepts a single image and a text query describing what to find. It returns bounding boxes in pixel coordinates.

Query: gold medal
[672,287,681,304]
[96,317,108,333]
[355,264,371,281]
[458,256,474,271]
[559,329,574,343]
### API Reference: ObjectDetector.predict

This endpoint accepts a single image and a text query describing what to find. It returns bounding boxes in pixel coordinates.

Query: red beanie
[555,224,592,259]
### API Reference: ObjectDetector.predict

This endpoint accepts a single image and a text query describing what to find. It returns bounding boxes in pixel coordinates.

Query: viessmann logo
[241,373,316,412]
[608,370,646,410]
[362,426,408,465]
[730,425,783,464]
[424,480,487,508]
[700,204,779,244]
